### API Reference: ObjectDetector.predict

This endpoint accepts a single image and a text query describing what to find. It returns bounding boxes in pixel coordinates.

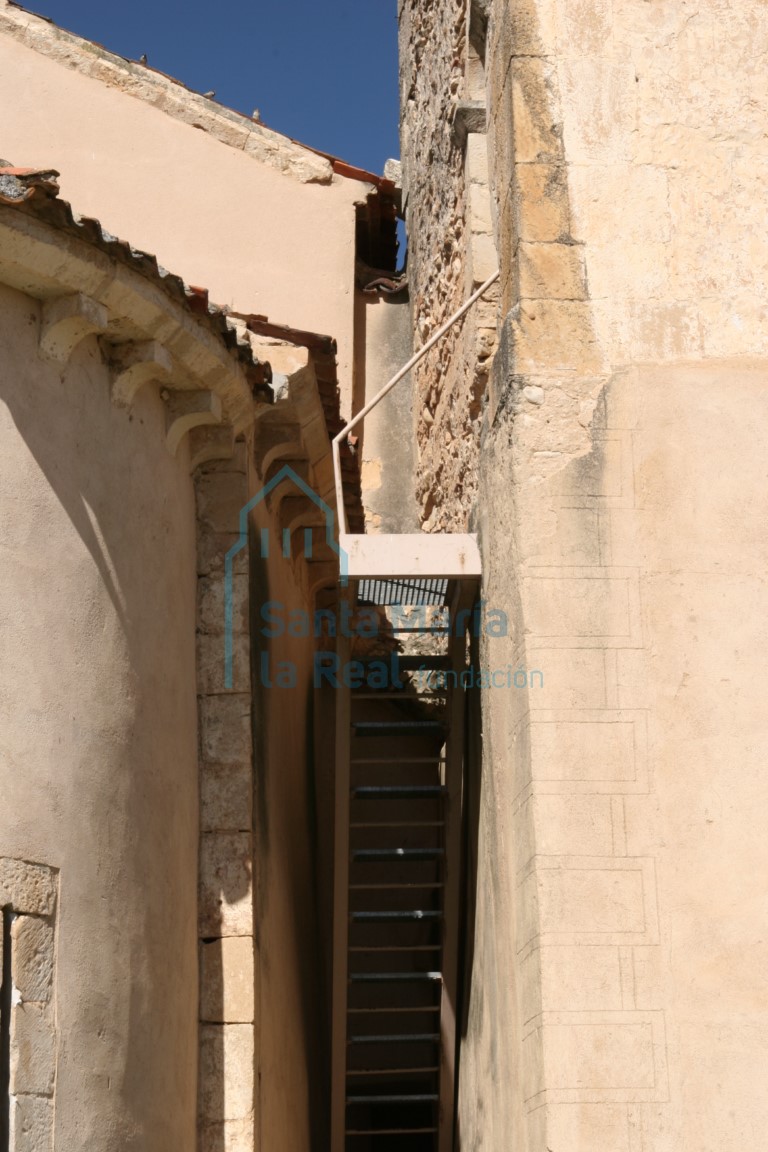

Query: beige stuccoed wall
[248,494,328,1152]
[400,0,768,1149]
[0,3,369,410]
[0,282,199,1148]
[471,361,768,1152]
[358,292,419,533]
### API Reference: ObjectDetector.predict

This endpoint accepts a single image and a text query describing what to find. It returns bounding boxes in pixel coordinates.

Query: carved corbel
[452,100,487,147]
[279,496,324,538]
[164,389,222,455]
[107,340,173,408]
[188,424,236,472]
[40,292,107,363]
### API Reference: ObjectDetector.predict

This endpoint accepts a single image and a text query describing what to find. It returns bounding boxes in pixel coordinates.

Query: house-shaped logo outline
[224,464,349,688]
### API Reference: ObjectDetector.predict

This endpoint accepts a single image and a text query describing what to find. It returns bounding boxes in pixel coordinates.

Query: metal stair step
[347,1066,439,1077]
[352,847,444,861]
[346,1128,438,1136]
[351,910,442,922]
[351,691,448,700]
[351,757,444,765]
[361,655,451,670]
[350,822,444,830]
[352,785,447,799]
[352,720,446,734]
[347,1006,440,1015]
[349,881,443,890]
[349,945,441,953]
[347,1094,439,1104]
[348,1033,440,1045]
[347,976,437,986]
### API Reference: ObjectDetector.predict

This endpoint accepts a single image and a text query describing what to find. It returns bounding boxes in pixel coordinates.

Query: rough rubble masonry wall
[399,0,498,533]
[401,2,768,1151]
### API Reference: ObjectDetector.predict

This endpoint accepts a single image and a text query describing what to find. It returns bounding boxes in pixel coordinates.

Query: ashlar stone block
[519,240,587,300]
[200,695,252,766]
[199,833,254,937]
[0,861,56,917]
[9,1095,53,1152]
[517,163,572,243]
[12,917,54,1004]
[200,762,253,833]
[198,1117,253,1152]
[200,937,255,1024]
[10,1003,55,1096]
[198,1024,254,1123]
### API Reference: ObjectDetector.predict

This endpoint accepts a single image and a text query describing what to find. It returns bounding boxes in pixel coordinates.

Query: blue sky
[25,0,401,176]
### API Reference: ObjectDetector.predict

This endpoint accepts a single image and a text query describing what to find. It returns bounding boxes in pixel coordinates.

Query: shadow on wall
[248,505,329,1152]
[0,305,199,1146]
[455,0,606,1145]
[458,625,482,1048]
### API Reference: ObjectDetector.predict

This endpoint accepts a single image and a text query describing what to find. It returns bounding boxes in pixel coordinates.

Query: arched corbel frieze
[106,339,173,408]
[39,292,107,363]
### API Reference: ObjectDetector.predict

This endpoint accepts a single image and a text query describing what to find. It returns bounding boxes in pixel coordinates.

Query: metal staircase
[331,566,479,1152]
[329,270,497,1151]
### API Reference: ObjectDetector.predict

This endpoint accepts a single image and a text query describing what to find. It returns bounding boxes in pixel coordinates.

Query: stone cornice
[0,202,271,457]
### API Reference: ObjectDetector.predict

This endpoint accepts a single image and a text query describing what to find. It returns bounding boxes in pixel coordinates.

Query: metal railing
[332,269,500,534]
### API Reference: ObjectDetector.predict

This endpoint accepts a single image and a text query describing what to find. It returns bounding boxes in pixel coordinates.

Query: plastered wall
[400,1,768,1149]
[0,0,367,410]
[0,282,199,1149]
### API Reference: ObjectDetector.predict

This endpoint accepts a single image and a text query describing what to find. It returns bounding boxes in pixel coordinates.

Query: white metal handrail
[332,269,500,533]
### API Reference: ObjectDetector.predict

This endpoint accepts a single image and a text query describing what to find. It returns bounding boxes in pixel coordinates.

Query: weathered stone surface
[516,163,572,243]
[198,833,253,937]
[198,1117,253,1152]
[453,98,487,144]
[198,1025,254,1123]
[197,630,250,696]
[197,574,249,637]
[200,762,253,833]
[195,472,249,535]
[383,157,402,185]
[469,187,493,235]
[522,384,545,406]
[9,1094,53,1152]
[465,132,489,185]
[470,231,498,284]
[0,860,56,917]
[519,240,586,300]
[10,1003,55,1096]
[199,695,252,766]
[400,0,499,530]
[196,524,248,578]
[511,57,564,164]
[12,917,54,1004]
[511,299,605,374]
[200,937,255,1023]
[197,440,248,475]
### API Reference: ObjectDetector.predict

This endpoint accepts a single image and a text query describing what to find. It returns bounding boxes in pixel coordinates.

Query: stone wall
[195,443,256,1152]
[398,0,498,533]
[400,1,768,1150]
[0,860,58,1151]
